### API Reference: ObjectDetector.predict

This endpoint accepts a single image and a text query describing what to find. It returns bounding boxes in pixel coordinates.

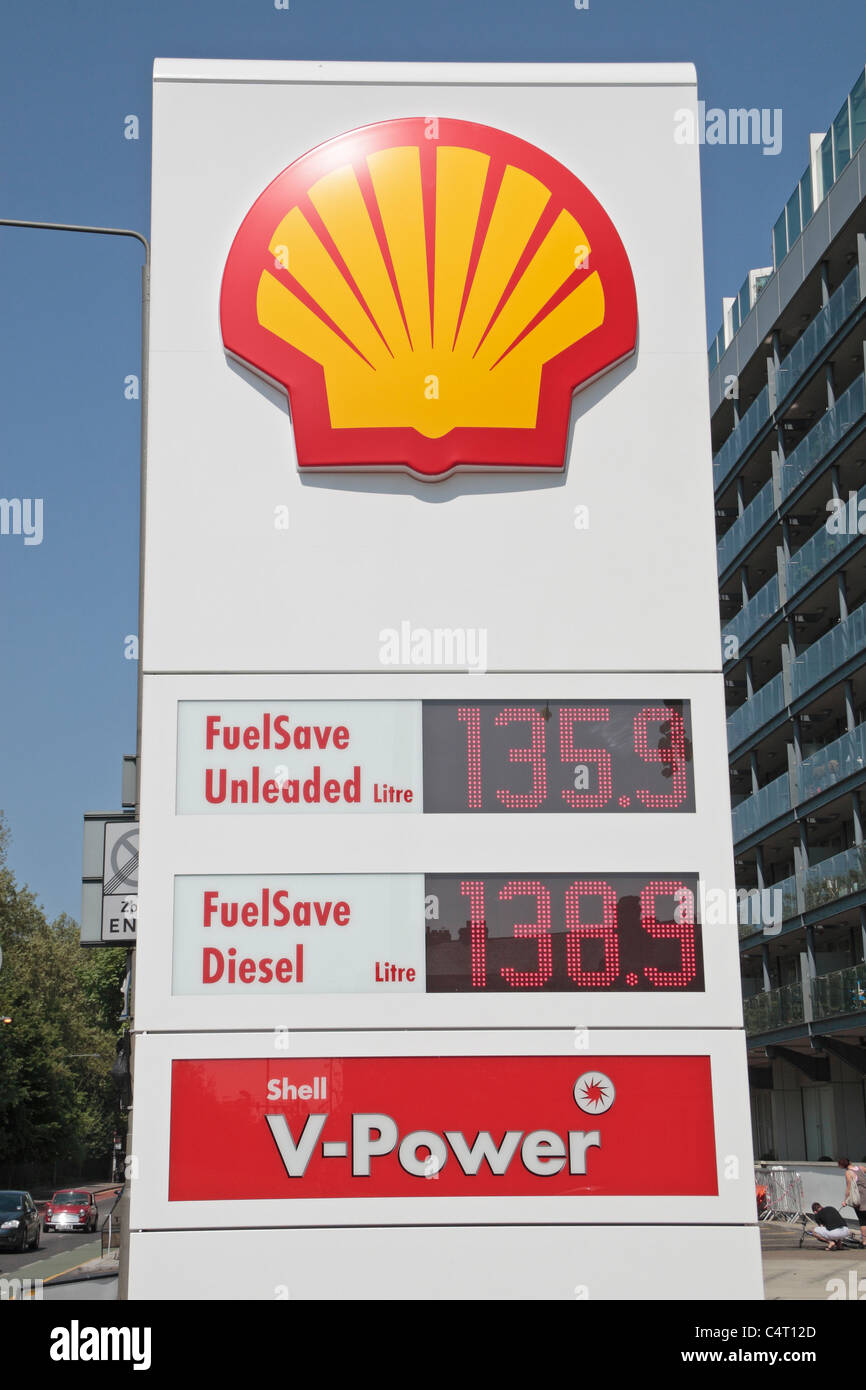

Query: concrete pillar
[821,259,831,308]
[845,678,856,733]
[831,463,841,502]
[853,790,864,848]
[838,569,849,622]
[761,941,772,992]
[750,750,760,797]
[791,715,802,765]
[805,924,817,976]
[781,514,792,563]
[826,361,836,411]
[755,844,766,894]
[802,932,816,1023]
[793,823,808,915]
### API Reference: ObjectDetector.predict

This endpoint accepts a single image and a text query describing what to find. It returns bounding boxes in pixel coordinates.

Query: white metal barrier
[757,1165,805,1223]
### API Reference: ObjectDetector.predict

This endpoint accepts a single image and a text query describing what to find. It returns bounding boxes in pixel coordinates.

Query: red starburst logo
[573,1071,616,1115]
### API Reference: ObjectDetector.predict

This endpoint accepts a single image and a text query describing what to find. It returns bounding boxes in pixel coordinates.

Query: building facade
[709,63,866,1161]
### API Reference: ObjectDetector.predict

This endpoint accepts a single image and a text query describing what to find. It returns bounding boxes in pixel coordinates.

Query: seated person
[807,1202,851,1250]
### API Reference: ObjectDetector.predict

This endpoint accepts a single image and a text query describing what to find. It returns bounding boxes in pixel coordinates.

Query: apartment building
[709,63,866,1161]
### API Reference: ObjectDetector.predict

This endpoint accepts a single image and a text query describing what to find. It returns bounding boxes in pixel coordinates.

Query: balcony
[727,604,866,753]
[713,384,770,491]
[786,488,865,598]
[717,379,866,578]
[727,671,785,750]
[743,982,805,1034]
[791,600,866,701]
[774,265,861,407]
[739,851,866,946]
[717,479,775,574]
[803,844,866,914]
[723,574,780,653]
[780,374,866,500]
[811,963,866,1020]
[731,726,866,847]
[732,771,790,844]
[798,723,866,801]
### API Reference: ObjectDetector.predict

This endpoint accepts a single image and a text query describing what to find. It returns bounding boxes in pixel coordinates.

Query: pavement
[4,1245,119,1299]
[760,1219,866,1300]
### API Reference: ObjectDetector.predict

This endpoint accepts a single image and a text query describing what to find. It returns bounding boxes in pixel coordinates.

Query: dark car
[43,1189,99,1233]
[0,1191,40,1252]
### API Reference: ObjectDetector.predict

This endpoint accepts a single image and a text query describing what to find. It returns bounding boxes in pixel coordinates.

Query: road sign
[80,812,137,946]
[102,823,138,942]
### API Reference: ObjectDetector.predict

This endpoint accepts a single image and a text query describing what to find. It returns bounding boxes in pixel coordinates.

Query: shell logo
[220,118,637,480]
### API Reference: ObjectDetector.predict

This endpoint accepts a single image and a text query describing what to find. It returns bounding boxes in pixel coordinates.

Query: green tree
[0,813,126,1172]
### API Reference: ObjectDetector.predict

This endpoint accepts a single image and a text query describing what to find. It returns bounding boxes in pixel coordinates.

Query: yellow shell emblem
[221,118,637,478]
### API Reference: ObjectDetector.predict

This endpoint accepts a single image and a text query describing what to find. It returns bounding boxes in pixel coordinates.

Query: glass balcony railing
[717,479,775,573]
[730,727,866,849]
[780,374,866,500]
[798,723,866,801]
[775,267,860,406]
[735,878,795,938]
[791,601,866,701]
[743,982,806,1034]
[727,671,785,750]
[803,844,866,913]
[777,871,799,922]
[786,488,866,598]
[812,962,866,1020]
[731,771,790,844]
[723,575,780,653]
[713,385,770,490]
[739,872,800,928]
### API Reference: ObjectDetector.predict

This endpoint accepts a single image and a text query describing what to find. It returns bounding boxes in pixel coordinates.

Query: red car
[43,1189,99,1233]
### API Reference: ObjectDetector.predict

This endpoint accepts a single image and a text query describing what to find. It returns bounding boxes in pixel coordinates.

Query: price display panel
[426,872,702,992]
[176,699,695,814]
[422,700,694,813]
[171,871,703,995]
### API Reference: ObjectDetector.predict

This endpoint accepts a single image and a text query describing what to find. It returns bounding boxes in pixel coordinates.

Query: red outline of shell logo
[221,118,637,480]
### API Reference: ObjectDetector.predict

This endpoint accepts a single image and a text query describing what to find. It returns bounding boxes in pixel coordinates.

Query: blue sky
[1,0,865,920]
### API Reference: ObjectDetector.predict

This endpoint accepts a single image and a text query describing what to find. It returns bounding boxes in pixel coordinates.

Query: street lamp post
[0,219,149,785]
[0,217,149,1299]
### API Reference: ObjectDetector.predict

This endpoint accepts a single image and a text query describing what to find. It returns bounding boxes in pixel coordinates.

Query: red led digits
[633,706,689,809]
[499,880,552,988]
[564,879,620,986]
[640,879,697,987]
[434,700,694,814]
[558,706,613,809]
[459,879,487,988]
[494,707,548,809]
[425,871,704,991]
[457,706,483,809]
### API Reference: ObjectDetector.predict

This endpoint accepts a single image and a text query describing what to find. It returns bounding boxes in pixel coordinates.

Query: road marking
[35,1251,103,1292]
